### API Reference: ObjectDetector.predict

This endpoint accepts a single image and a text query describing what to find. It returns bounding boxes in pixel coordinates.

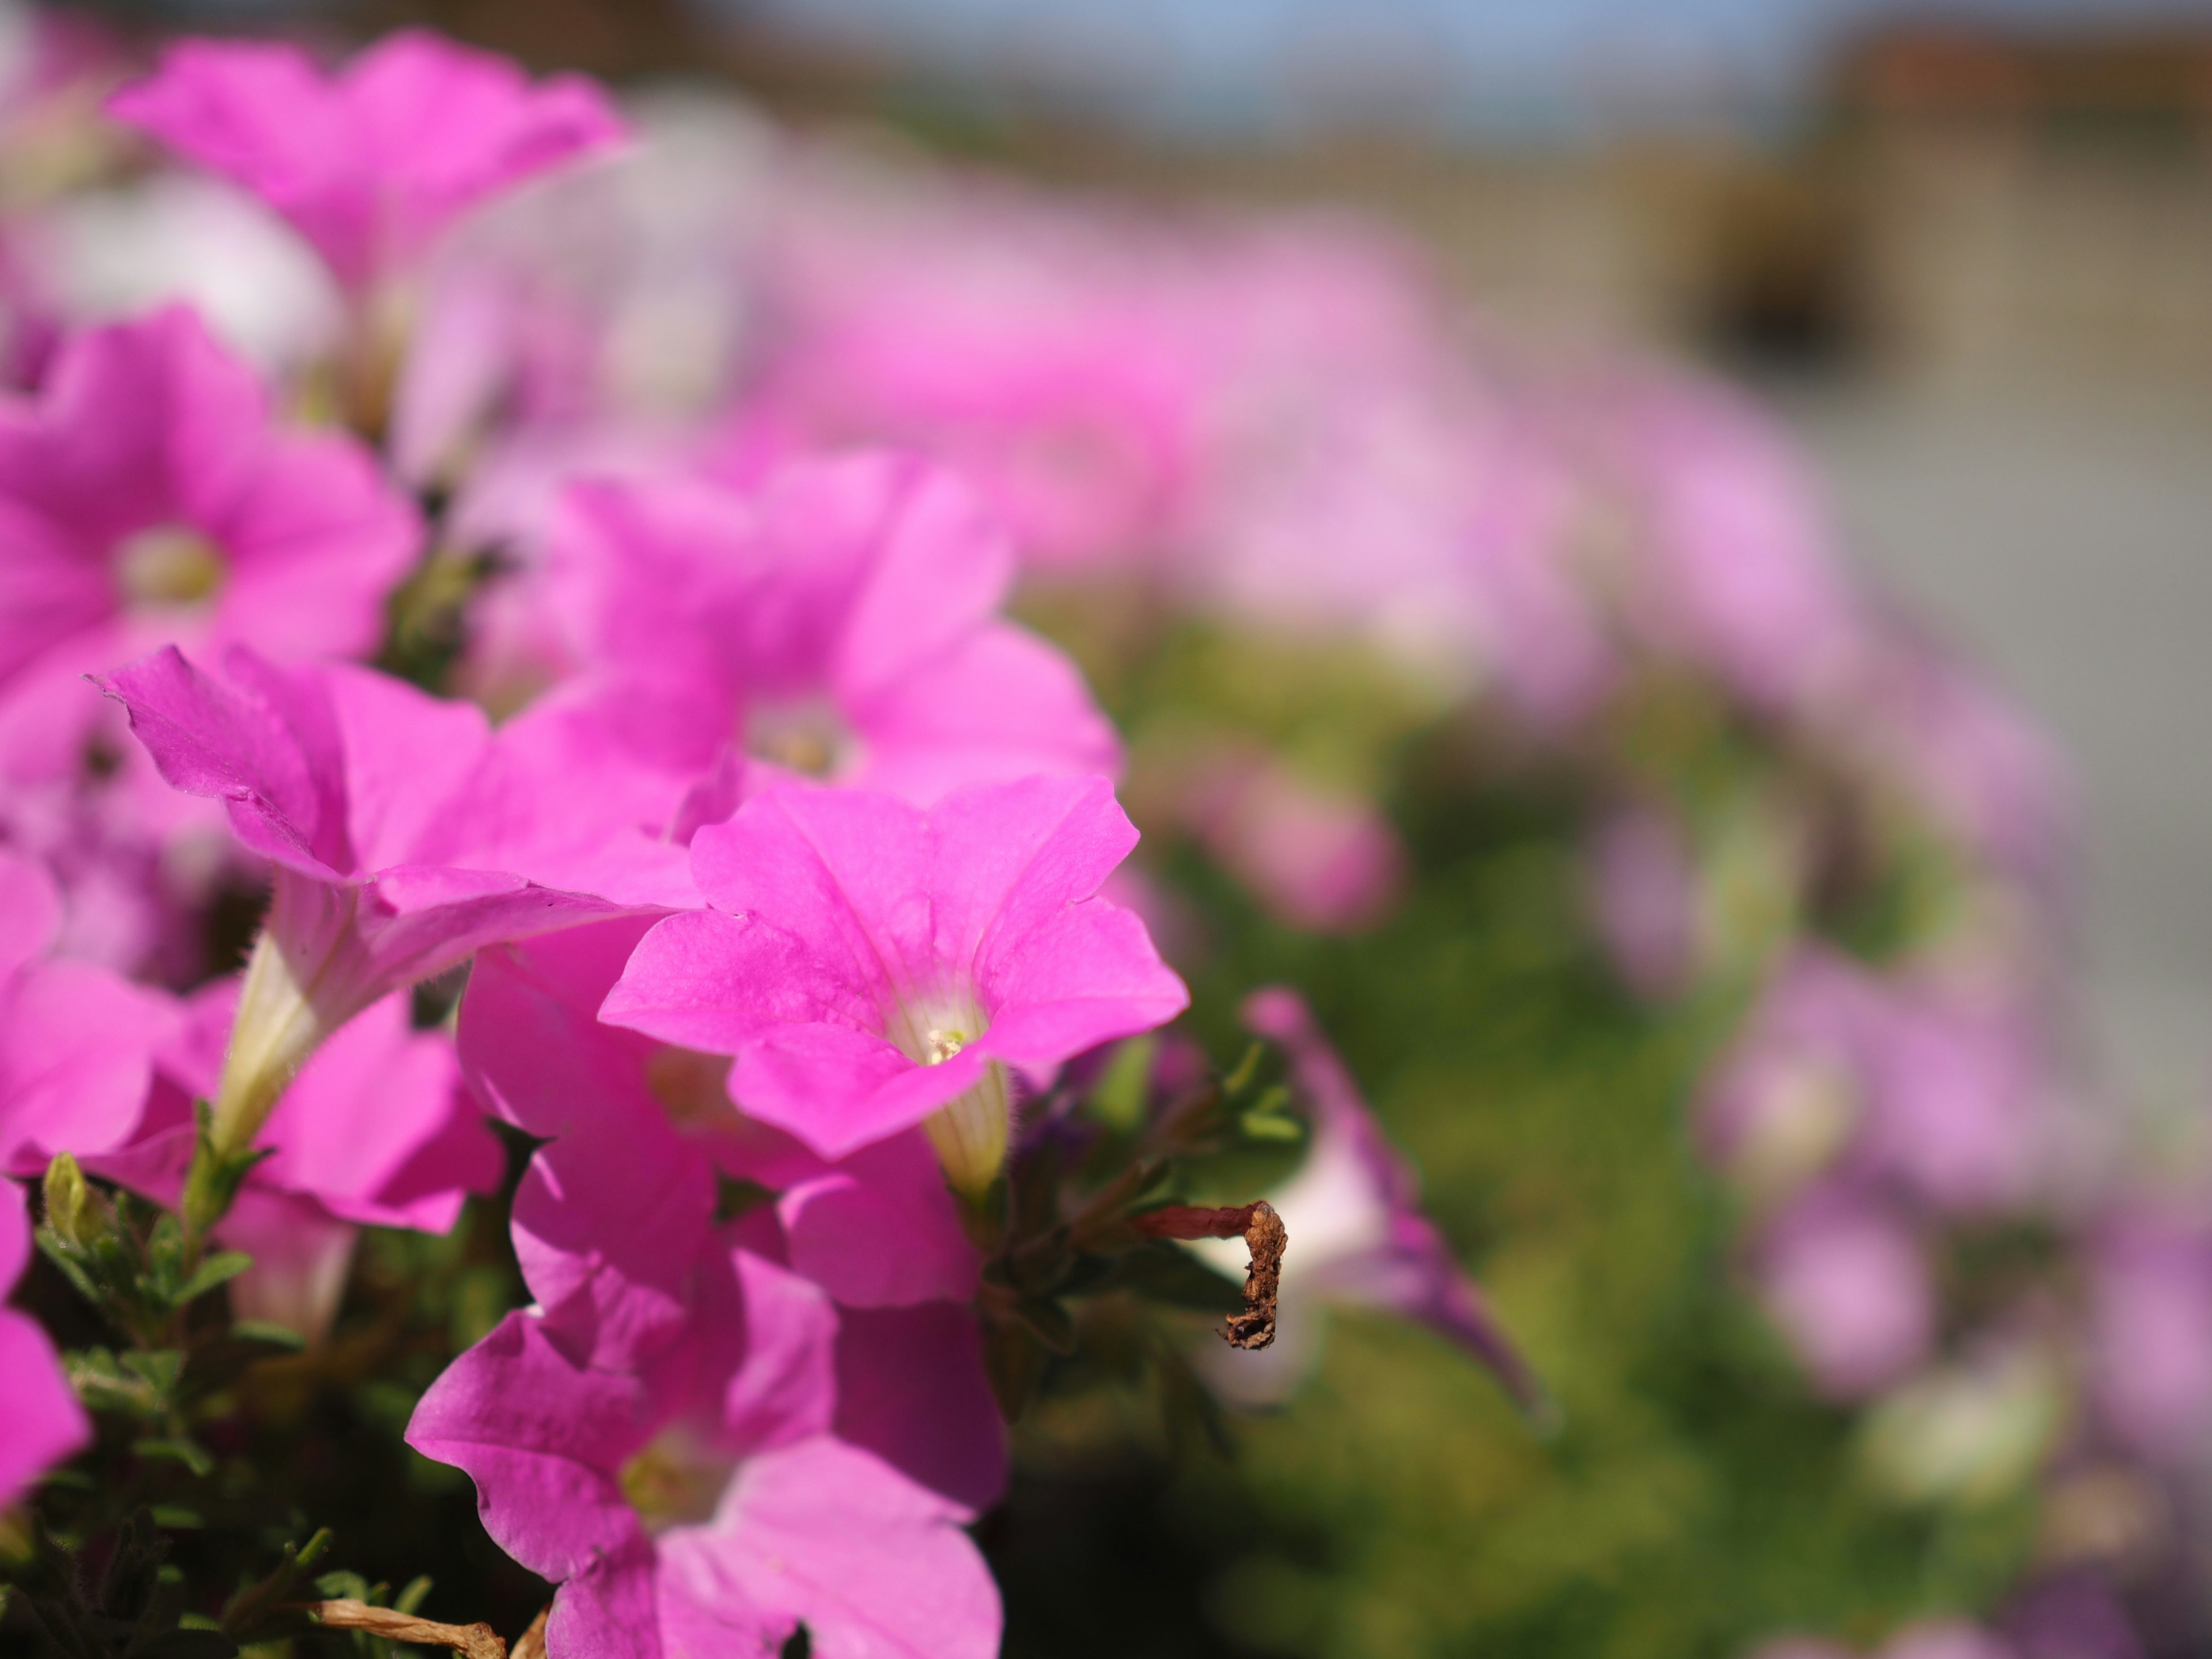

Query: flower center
[619,1425,737,1535]
[115,525,225,608]
[925,1028,968,1064]
[743,694,857,779]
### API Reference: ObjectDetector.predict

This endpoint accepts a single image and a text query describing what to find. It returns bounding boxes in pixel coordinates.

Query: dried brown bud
[1131,1199,1287,1350]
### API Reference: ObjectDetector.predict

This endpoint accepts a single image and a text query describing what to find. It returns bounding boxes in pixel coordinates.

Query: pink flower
[1194,988,1542,1413]
[1,1177,89,1508]
[548,454,1119,802]
[97,643,694,1153]
[603,775,1187,1197]
[460,919,980,1346]
[735,179,1201,571]
[108,31,625,296]
[0,849,176,1173]
[86,980,502,1340]
[1608,375,1866,714]
[2088,1208,2212,1461]
[1180,754,1404,934]
[1703,949,2046,1215]
[407,1215,1002,1657]
[0,306,418,785]
[1756,1184,1934,1399]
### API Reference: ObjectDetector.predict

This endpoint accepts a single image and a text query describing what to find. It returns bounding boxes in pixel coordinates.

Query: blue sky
[707,0,2212,136]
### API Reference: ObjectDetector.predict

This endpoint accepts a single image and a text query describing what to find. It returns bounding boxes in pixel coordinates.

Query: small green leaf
[175,1252,253,1305]
[132,1438,215,1479]
[393,1577,433,1617]
[149,1509,204,1531]
[1221,1041,1266,1097]
[1085,1036,1157,1134]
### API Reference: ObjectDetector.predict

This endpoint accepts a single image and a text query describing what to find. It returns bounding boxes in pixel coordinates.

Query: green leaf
[148,1509,203,1532]
[1220,1040,1266,1097]
[131,1438,214,1479]
[121,1350,183,1396]
[174,1251,253,1305]
[1085,1036,1157,1134]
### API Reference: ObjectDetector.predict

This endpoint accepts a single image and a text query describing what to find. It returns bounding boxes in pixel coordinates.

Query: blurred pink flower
[1756,1183,1934,1399]
[0,306,417,785]
[1204,988,1543,1414]
[97,643,694,1152]
[2088,1209,2212,1462]
[548,454,1118,802]
[1703,948,2046,1215]
[1608,375,1866,713]
[109,31,624,296]
[1181,754,1404,934]
[734,177,1200,570]
[0,1178,89,1508]
[408,1235,1002,1659]
[604,776,1187,1196]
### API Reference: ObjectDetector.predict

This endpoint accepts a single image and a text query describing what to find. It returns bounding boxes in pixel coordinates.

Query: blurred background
[28,2,2212,1655]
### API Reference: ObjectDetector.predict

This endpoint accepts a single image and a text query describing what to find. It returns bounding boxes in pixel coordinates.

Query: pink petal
[676,1436,1001,1659]
[777,1131,976,1308]
[405,1309,651,1581]
[850,622,1122,803]
[834,1302,1005,1514]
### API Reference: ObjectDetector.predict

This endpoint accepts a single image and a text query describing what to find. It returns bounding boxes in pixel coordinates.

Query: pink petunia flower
[86,979,502,1341]
[461,918,981,1339]
[2087,1207,2212,1463]
[0,849,176,1173]
[107,31,625,298]
[1755,1182,1934,1400]
[407,1200,1003,1656]
[96,642,695,1155]
[1190,988,1541,1414]
[603,775,1187,1198]
[0,306,418,786]
[1,1178,90,1508]
[547,454,1120,803]
[1177,751,1404,934]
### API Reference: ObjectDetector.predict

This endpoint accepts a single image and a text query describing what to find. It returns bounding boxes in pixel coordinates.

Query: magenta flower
[408,1228,1003,1657]
[1191,988,1541,1413]
[0,306,418,784]
[604,775,1187,1198]
[108,31,625,297]
[2088,1207,2212,1462]
[1,1177,90,1509]
[97,643,694,1153]
[548,454,1119,803]
[1755,1183,1933,1400]
[1703,948,2046,1215]
[0,849,176,1175]
[87,980,501,1340]
[1179,752,1404,934]
[461,919,980,1340]
[1608,375,1867,714]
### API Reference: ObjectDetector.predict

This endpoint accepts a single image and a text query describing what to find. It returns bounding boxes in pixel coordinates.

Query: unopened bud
[43,1153,107,1249]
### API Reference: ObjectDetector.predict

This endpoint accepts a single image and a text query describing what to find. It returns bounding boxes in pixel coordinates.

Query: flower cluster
[0,24,1540,1659]
[0,14,2195,1659]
